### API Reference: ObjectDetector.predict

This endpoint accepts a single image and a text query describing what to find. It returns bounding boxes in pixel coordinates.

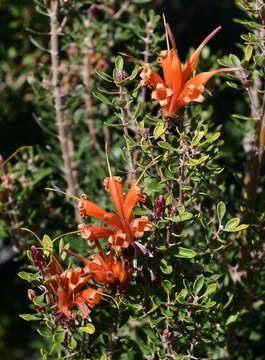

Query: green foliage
[1,0,265,359]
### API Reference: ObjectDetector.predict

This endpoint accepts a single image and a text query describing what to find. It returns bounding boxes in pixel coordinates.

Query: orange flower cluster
[78,176,152,253]
[47,256,102,319]
[140,25,239,118]
[47,176,151,320]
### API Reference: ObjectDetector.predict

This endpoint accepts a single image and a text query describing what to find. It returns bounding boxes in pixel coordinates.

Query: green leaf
[193,275,204,295]
[229,224,249,232]
[166,212,193,223]
[175,247,197,259]
[226,81,240,90]
[244,44,253,62]
[217,201,226,224]
[19,313,41,321]
[229,54,241,67]
[223,294,234,310]
[95,69,113,83]
[53,330,65,344]
[115,56,124,71]
[232,114,253,121]
[31,168,53,187]
[206,132,220,144]
[191,131,205,147]
[153,121,165,139]
[224,218,240,231]
[32,294,46,307]
[189,155,209,166]
[160,259,173,274]
[79,324,95,334]
[100,355,108,360]
[162,280,174,294]
[226,312,239,326]
[93,91,113,105]
[204,283,217,296]
[157,141,176,151]
[43,234,53,256]
[18,271,38,283]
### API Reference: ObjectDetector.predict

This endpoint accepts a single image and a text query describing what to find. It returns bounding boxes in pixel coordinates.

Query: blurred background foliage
[0,0,250,359]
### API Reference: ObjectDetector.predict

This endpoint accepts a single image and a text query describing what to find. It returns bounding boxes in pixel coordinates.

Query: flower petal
[78,224,114,245]
[78,194,107,220]
[123,183,145,222]
[130,216,152,238]
[104,177,126,226]
[75,288,102,308]
[175,68,239,112]
[140,63,164,88]
[182,26,221,83]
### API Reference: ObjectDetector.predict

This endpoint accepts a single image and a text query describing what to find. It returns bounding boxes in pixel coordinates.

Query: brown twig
[108,307,119,360]
[47,0,79,220]
[83,15,102,165]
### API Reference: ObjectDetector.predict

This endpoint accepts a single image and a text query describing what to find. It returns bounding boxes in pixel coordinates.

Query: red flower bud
[154,195,165,219]
[117,70,126,82]
[31,245,46,271]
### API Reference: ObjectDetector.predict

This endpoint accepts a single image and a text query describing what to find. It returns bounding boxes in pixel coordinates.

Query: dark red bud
[154,195,165,219]
[31,245,46,271]
[117,70,126,82]
[141,128,149,140]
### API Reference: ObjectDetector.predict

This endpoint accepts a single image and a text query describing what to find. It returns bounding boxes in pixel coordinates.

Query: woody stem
[83,13,102,165]
[48,0,79,220]
[247,105,265,206]
[109,307,119,359]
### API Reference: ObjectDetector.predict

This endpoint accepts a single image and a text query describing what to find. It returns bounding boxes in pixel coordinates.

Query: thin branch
[47,0,79,220]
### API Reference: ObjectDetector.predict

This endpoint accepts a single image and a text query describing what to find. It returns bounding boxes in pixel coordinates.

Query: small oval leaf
[175,247,197,258]
[217,201,226,224]
[79,324,95,334]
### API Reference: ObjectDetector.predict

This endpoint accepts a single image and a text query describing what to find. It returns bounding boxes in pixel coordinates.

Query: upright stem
[108,307,119,359]
[83,16,102,165]
[48,0,79,220]
[247,107,265,205]
[141,20,153,103]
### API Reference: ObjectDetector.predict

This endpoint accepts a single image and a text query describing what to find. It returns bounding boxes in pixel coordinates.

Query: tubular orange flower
[65,244,133,289]
[78,176,152,252]
[140,24,239,118]
[47,257,102,319]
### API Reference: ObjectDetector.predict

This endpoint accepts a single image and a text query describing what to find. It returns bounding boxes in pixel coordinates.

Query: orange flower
[78,176,152,252]
[47,257,102,319]
[140,25,239,118]
[65,243,133,289]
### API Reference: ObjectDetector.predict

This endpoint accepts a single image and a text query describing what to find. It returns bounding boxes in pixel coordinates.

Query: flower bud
[141,128,149,140]
[154,195,165,219]
[31,245,46,271]
[117,70,126,82]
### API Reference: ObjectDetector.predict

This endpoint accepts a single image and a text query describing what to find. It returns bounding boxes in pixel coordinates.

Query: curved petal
[177,67,239,110]
[182,26,221,83]
[140,63,165,88]
[103,212,123,230]
[104,177,126,226]
[78,194,107,220]
[123,183,144,222]
[78,224,114,245]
